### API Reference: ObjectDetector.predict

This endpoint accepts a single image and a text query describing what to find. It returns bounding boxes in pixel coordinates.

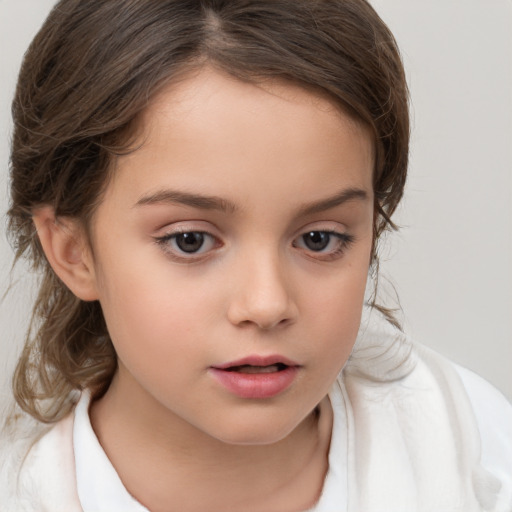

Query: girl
[1,1,511,511]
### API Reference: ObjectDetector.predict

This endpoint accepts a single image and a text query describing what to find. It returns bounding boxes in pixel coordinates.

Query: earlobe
[32,206,99,301]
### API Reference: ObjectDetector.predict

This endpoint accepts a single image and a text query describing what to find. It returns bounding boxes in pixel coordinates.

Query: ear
[32,206,99,301]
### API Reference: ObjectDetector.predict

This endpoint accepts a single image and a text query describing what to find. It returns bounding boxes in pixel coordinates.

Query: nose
[227,250,298,330]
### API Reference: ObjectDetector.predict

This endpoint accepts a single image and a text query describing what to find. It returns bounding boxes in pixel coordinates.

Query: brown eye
[175,232,205,253]
[302,231,331,251]
[293,229,355,260]
[156,230,218,259]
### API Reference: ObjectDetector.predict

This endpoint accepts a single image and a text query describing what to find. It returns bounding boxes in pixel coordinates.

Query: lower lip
[209,366,299,399]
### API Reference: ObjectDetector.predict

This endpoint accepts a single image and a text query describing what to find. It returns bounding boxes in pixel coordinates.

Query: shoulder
[454,363,512,425]
[453,363,512,477]
[341,310,512,510]
[406,343,512,489]
[0,409,81,512]
[406,347,512,509]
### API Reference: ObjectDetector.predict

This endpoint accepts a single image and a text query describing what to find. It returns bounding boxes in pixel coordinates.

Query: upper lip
[212,355,300,370]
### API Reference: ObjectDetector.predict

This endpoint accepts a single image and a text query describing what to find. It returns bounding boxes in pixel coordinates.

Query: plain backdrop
[1,1,511,411]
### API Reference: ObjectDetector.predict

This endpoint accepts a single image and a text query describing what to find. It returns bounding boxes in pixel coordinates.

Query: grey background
[1,1,511,410]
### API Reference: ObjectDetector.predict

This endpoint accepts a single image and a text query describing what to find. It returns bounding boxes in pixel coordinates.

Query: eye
[294,230,354,259]
[174,232,207,253]
[155,230,218,258]
[301,231,332,251]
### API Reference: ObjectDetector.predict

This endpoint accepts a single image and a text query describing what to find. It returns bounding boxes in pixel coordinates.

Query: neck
[89,369,333,512]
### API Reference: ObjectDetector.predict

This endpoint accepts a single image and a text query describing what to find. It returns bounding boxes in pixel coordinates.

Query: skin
[45,68,375,511]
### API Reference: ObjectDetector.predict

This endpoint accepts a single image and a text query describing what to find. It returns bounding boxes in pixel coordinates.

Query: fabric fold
[340,307,495,511]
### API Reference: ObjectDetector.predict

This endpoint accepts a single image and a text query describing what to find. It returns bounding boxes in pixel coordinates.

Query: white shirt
[73,364,512,512]
[2,310,512,511]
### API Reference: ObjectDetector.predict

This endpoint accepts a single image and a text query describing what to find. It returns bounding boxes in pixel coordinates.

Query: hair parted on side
[7,0,409,423]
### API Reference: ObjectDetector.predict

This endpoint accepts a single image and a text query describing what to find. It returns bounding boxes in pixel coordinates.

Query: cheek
[96,281,208,400]
[302,256,369,360]
[307,237,370,306]
[311,281,365,351]
[95,260,195,348]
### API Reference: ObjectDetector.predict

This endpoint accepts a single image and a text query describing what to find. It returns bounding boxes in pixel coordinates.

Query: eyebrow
[135,189,237,214]
[298,187,369,216]
[135,186,368,215]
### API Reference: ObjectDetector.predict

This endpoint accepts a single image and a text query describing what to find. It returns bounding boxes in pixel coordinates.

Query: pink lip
[210,355,300,399]
[213,354,299,370]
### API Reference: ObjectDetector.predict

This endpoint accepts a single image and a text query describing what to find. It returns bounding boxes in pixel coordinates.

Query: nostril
[236,314,293,331]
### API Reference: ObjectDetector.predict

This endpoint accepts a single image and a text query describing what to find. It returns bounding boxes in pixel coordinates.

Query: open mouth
[224,363,289,374]
[210,356,299,398]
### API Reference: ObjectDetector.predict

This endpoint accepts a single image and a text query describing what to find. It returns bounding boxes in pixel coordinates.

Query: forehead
[139,67,373,159]
[104,67,374,214]
[144,67,362,121]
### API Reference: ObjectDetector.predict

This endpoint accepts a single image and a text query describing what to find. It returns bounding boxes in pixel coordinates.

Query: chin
[207,409,314,447]
[213,428,293,447]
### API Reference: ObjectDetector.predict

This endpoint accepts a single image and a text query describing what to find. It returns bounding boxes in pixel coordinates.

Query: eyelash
[154,229,219,262]
[154,228,355,263]
[293,230,355,261]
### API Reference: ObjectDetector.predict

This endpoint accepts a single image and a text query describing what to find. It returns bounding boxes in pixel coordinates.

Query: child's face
[86,68,374,444]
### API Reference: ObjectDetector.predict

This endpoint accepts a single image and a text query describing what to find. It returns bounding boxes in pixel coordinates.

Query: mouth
[210,355,300,399]
[212,354,299,371]
[223,363,290,374]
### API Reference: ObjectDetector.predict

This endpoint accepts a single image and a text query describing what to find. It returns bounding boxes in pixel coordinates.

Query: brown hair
[7,0,409,423]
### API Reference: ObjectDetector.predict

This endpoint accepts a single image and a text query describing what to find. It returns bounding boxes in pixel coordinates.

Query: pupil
[304,231,330,251]
[176,232,204,253]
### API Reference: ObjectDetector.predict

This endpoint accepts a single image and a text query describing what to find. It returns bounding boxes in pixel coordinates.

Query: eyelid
[153,223,223,262]
[152,219,220,236]
[292,224,355,261]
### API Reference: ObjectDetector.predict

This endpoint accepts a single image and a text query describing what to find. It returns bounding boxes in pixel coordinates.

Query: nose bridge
[227,243,296,329]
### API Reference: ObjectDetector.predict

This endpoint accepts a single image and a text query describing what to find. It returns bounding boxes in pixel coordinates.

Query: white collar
[73,383,349,512]
[74,392,149,512]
